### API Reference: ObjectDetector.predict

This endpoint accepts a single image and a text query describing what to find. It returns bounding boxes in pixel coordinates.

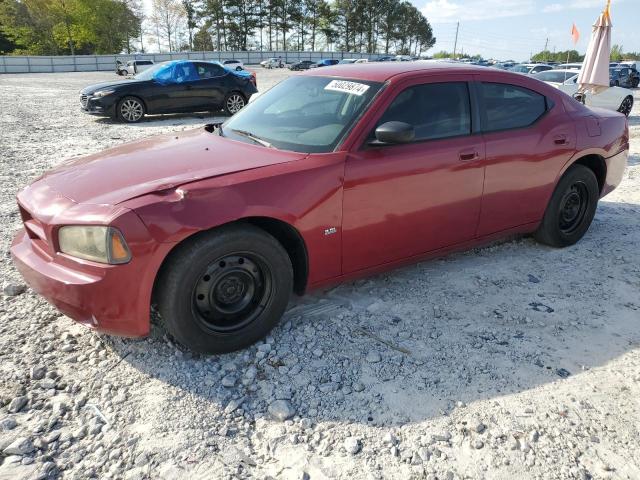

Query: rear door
[475,78,577,236]
[192,62,228,109]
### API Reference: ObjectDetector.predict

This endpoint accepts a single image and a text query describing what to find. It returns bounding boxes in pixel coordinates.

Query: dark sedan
[80,60,258,123]
[288,60,316,71]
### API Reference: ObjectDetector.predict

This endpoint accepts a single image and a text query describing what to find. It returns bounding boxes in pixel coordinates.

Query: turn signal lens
[109,229,131,264]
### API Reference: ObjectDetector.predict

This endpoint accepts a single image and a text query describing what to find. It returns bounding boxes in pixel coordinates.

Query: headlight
[92,89,115,98]
[58,226,131,264]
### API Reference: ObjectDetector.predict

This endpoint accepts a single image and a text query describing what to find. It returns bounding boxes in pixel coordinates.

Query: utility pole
[543,37,549,62]
[453,22,459,59]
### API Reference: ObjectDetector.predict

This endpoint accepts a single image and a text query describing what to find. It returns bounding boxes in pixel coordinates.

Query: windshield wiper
[230,129,273,148]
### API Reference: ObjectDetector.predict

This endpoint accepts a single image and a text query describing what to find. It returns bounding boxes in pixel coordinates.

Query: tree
[150,0,185,52]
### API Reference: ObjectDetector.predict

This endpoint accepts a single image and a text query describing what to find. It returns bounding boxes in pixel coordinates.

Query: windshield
[134,62,170,81]
[222,76,382,153]
[509,65,531,73]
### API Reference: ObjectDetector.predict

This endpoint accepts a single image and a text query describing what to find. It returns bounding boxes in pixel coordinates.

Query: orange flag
[571,23,580,45]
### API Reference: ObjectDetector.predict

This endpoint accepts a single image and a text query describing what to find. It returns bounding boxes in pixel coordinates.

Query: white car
[116,60,154,76]
[338,58,369,64]
[536,69,634,117]
[260,58,283,69]
[221,59,244,71]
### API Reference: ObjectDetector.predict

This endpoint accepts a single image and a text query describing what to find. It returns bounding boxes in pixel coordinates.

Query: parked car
[13,63,628,354]
[510,63,553,75]
[116,59,154,76]
[338,58,369,64]
[80,60,257,122]
[221,59,244,71]
[535,69,634,117]
[288,60,316,71]
[609,67,636,88]
[260,57,283,68]
[395,55,413,62]
[312,59,340,68]
[554,62,583,70]
[376,56,395,62]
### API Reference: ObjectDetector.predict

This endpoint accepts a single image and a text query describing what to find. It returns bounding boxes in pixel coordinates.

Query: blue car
[313,59,340,68]
[80,60,258,122]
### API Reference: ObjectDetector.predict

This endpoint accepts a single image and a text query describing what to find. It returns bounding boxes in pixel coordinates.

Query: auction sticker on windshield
[324,80,370,96]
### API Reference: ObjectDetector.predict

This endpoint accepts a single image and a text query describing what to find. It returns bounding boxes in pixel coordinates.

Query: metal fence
[0,51,378,74]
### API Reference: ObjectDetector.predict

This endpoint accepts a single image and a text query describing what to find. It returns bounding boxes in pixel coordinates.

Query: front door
[341,76,486,273]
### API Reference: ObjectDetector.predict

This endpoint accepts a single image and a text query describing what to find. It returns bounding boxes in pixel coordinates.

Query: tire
[235,66,243,71]
[155,225,293,354]
[618,96,634,117]
[535,165,599,248]
[117,96,145,123]
[614,80,619,87]
[224,91,246,115]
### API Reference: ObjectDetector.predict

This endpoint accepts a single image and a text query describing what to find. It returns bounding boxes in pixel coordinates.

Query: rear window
[137,61,153,65]
[479,82,547,133]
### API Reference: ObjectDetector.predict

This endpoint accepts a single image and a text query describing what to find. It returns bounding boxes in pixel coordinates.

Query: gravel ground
[0,70,639,480]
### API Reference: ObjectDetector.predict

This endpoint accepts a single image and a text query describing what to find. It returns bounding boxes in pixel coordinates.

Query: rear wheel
[535,165,599,247]
[224,92,246,115]
[155,225,293,354]
[117,96,145,123]
[618,96,634,117]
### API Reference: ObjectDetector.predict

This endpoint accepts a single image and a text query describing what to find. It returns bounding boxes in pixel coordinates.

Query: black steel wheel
[535,164,599,247]
[155,225,293,354]
[618,96,633,117]
[192,253,273,334]
[558,182,589,235]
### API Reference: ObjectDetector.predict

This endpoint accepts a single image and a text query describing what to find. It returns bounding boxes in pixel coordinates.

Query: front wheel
[117,96,145,123]
[224,92,246,115]
[535,165,599,247]
[235,66,243,71]
[155,225,293,354]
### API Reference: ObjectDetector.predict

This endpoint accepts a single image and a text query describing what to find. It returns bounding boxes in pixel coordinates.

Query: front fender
[122,154,347,286]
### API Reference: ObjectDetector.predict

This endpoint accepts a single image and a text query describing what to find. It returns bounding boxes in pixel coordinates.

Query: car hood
[81,80,144,94]
[37,128,307,205]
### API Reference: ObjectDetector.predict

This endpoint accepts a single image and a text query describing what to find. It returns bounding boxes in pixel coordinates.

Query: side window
[173,62,199,83]
[196,62,225,79]
[479,82,547,133]
[376,82,471,141]
[154,63,175,84]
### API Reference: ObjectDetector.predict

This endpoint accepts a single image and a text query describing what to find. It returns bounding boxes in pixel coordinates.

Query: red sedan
[12,63,628,354]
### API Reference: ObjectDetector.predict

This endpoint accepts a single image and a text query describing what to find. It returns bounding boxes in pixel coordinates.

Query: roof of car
[302,61,491,82]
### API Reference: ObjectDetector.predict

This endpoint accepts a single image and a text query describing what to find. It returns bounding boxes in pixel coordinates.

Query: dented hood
[39,128,307,205]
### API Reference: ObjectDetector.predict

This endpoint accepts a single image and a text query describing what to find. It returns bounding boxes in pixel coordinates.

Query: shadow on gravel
[94,112,229,127]
[103,200,640,427]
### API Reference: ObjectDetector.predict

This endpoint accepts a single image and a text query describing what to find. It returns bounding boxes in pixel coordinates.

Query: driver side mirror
[370,121,415,145]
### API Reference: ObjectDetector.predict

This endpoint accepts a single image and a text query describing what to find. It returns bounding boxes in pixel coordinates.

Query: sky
[141,0,639,61]
[416,0,639,60]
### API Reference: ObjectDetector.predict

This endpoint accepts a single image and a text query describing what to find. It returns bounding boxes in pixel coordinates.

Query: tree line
[0,0,436,56]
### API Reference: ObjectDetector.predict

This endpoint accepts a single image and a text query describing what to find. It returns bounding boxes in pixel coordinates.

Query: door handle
[554,134,568,145]
[459,150,478,161]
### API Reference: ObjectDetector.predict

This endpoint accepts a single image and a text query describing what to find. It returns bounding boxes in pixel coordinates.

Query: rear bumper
[602,148,628,197]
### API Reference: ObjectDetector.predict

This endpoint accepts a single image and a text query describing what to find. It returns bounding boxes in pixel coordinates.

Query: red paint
[11,63,629,337]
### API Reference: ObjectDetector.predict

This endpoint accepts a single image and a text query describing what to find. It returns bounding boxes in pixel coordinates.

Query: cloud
[542,0,624,13]
[420,0,535,23]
